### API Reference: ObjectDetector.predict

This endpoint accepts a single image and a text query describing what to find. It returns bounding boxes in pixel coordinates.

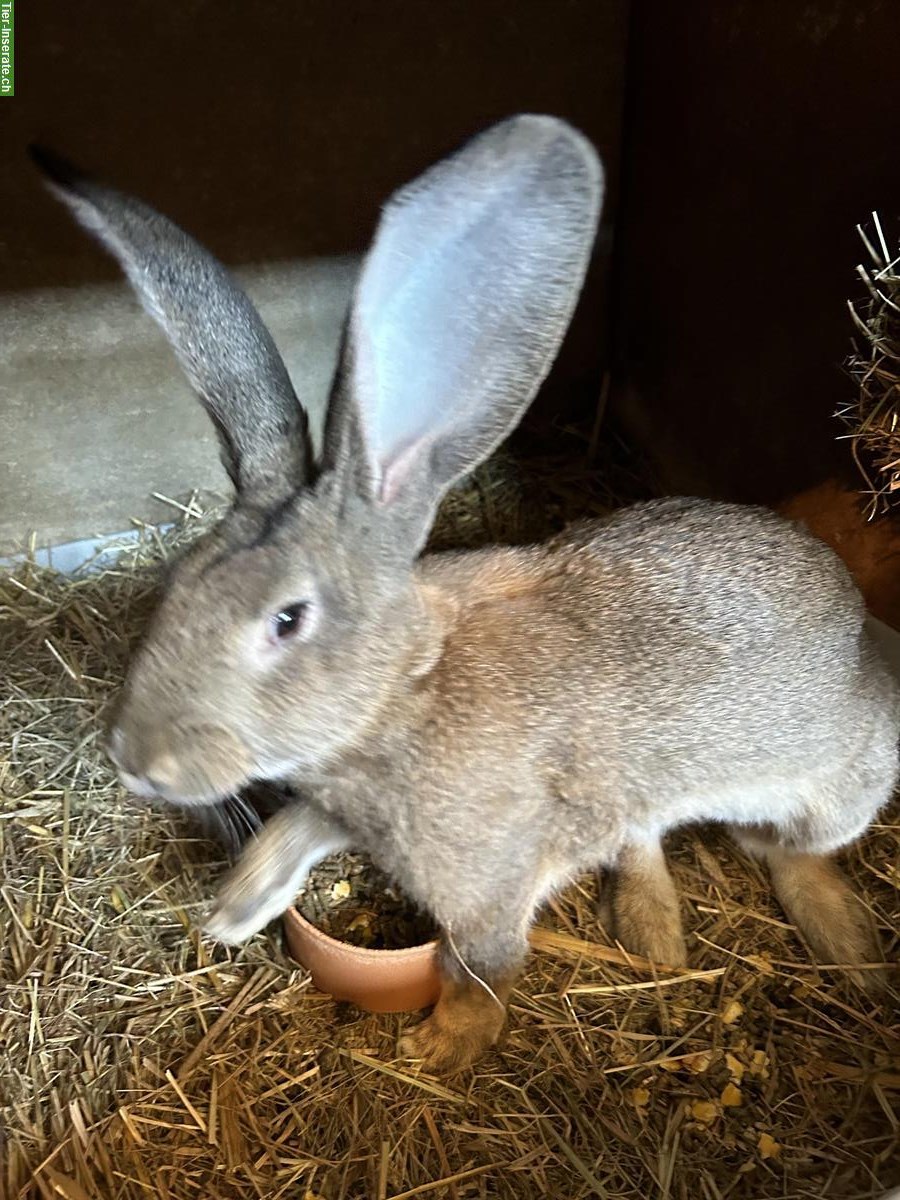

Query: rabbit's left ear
[323,114,603,549]
[29,146,314,503]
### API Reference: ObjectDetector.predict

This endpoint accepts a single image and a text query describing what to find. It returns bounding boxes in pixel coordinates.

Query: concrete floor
[0,257,358,556]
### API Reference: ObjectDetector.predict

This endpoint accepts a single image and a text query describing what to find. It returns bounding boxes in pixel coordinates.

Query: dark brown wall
[615,1,900,504]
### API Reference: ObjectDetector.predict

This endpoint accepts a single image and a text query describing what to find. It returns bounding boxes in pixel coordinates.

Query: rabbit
[32,114,899,1075]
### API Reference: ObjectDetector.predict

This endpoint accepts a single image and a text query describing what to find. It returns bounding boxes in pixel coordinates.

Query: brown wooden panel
[615,2,900,504]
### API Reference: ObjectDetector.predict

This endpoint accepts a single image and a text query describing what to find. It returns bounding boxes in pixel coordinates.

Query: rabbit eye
[270,602,308,642]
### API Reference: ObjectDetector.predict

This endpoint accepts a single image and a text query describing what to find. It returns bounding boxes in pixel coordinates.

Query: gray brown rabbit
[34,115,898,1074]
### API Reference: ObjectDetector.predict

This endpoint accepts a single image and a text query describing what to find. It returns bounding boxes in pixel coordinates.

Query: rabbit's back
[563,496,861,631]
[546,497,868,689]
[431,496,868,692]
[420,497,899,852]
[555,499,898,838]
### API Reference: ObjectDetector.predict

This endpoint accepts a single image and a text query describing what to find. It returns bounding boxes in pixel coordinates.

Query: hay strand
[838,213,900,517]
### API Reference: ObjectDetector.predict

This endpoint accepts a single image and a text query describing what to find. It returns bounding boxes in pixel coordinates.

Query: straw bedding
[1,433,898,1200]
[840,215,900,519]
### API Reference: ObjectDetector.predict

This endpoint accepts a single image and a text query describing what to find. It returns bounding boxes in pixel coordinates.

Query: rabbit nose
[107,727,179,798]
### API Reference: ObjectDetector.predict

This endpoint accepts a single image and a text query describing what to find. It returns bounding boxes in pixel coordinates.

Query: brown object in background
[780,479,900,629]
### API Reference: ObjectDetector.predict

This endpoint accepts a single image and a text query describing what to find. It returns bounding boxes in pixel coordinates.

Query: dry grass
[2,430,899,1200]
[839,213,900,518]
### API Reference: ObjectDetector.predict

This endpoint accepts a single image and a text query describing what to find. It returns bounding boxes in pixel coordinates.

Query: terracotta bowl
[283,907,441,1014]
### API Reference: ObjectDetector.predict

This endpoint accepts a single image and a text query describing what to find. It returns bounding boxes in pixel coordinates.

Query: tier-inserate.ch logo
[1,0,13,98]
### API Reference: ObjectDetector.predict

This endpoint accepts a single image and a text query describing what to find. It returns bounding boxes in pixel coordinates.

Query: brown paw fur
[399,976,510,1074]
[767,851,885,991]
[616,911,688,968]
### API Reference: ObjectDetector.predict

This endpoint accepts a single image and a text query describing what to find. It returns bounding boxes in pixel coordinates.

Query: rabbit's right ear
[323,114,603,551]
[29,146,313,503]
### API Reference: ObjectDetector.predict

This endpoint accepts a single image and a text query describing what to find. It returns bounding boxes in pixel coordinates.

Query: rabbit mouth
[117,768,161,800]
[117,767,235,808]
[114,745,284,809]
[251,754,305,781]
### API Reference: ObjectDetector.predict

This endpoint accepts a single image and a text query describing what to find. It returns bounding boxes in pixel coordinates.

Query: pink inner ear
[378,436,435,507]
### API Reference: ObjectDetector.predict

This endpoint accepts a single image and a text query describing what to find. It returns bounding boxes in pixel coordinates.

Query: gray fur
[37,119,899,1021]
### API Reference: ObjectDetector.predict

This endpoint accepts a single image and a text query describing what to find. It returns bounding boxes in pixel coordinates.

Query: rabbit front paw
[203,803,351,945]
[399,975,512,1074]
[204,864,296,944]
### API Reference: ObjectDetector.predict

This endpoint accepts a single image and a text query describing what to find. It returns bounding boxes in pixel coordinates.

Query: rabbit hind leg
[611,839,688,967]
[731,824,883,988]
